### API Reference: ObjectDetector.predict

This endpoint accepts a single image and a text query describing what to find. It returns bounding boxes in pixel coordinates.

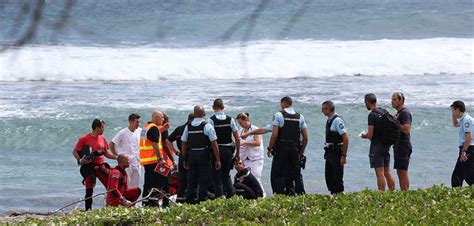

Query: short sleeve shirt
[328,114,347,135]
[146,124,160,143]
[368,108,383,139]
[181,118,218,142]
[395,107,412,141]
[272,108,308,129]
[168,124,187,151]
[74,133,109,165]
[368,108,389,154]
[459,113,474,146]
[208,112,239,132]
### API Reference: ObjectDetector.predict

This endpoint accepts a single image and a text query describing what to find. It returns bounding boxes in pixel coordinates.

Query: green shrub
[19,185,474,225]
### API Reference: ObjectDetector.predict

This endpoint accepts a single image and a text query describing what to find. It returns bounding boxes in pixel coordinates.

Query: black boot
[85,188,93,211]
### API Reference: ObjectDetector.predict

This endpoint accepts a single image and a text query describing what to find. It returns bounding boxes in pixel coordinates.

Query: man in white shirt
[110,113,142,188]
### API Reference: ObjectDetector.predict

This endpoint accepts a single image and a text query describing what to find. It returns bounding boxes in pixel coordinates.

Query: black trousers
[295,166,306,195]
[451,146,474,187]
[186,149,212,204]
[235,182,257,199]
[177,153,188,199]
[324,147,344,194]
[270,144,299,196]
[143,163,165,207]
[212,146,235,198]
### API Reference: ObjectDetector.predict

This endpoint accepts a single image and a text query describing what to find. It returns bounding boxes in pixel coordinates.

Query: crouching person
[234,160,263,199]
[106,154,141,207]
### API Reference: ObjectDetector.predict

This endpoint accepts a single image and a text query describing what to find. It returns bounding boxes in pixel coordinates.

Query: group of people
[72,94,474,210]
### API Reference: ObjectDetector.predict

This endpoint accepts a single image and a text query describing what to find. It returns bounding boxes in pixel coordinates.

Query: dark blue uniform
[181,118,217,203]
[209,113,236,198]
[271,109,307,196]
[324,114,346,194]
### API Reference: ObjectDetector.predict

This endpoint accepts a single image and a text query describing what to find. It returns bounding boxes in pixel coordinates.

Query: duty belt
[325,143,343,148]
[279,139,299,143]
[218,143,234,147]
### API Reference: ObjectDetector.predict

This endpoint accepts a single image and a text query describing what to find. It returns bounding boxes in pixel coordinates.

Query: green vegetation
[21,186,474,225]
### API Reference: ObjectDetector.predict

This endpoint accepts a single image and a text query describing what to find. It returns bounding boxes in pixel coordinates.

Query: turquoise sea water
[0,0,472,215]
[0,75,473,213]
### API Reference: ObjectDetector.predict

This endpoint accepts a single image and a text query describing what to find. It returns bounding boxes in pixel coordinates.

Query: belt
[279,139,299,143]
[190,147,208,151]
[325,143,343,148]
[218,143,234,147]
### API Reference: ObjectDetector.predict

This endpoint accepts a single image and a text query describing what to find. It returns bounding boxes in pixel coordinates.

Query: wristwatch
[77,159,81,166]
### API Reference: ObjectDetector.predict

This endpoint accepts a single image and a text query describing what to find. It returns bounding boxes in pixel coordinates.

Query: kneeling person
[234,161,263,199]
[106,154,141,207]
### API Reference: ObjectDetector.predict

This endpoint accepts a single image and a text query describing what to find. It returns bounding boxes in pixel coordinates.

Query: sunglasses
[395,92,405,101]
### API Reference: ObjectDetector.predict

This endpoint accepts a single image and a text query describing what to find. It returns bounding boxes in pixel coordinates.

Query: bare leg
[397,169,409,191]
[384,166,395,191]
[374,167,386,191]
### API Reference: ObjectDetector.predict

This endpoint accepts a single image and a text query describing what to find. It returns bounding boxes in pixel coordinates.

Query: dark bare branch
[220,0,271,42]
[54,0,76,31]
[0,0,45,52]
[276,0,313,40]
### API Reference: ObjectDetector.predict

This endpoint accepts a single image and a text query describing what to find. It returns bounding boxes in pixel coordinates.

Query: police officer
[240,118,305,195]
[181,105,221,204]
[209,99,240,198]
[450,100,474,187]
[321,100,349,194]
[267,96,309,196]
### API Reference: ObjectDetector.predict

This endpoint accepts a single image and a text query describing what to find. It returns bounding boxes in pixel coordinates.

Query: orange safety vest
[139,123,173,167]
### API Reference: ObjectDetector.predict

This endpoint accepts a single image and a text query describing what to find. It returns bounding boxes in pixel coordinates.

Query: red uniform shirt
[75,133,109,165]
[106,166,128,206]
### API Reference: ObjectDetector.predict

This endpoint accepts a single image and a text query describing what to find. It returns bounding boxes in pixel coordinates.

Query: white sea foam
[0,38,472,81]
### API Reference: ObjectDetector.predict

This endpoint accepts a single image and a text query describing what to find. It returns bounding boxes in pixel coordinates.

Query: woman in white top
[236,112,265,196]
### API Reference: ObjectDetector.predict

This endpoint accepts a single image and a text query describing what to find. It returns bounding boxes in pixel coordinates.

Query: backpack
[377,108,401,145]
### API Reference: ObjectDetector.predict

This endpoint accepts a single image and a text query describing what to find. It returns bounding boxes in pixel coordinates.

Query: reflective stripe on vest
[139,123,162,166]
[139,123,174,167]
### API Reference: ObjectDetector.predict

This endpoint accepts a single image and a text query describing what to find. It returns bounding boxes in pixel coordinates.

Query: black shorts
[369,152,390,169]
[393,141,412,170]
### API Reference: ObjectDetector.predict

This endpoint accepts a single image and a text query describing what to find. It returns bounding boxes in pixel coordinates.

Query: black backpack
[377,108,401,145]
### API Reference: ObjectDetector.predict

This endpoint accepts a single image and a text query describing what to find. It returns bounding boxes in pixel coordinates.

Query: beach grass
[17,185,474,225]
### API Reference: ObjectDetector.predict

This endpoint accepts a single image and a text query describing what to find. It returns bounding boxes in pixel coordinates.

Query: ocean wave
[0,38,472,81]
